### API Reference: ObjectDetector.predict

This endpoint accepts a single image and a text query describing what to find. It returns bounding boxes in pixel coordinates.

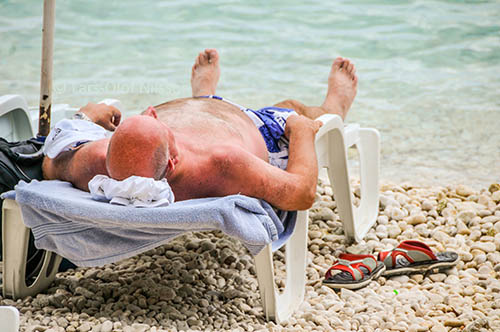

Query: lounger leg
[352,128,380,241]
[255,245,276,319]
[255,210,309,323]
[315,114,379,243]
[2,199,62,299]
[324,129,357,243]
[0,306,19,332]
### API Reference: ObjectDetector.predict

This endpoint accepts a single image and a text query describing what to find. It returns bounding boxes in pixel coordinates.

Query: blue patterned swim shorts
[198,95,296,170]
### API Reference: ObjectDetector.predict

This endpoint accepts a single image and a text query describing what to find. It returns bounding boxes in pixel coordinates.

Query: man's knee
[274,99,304,112]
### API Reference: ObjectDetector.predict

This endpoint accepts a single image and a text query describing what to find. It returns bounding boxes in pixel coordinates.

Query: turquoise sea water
[1,0,499,188]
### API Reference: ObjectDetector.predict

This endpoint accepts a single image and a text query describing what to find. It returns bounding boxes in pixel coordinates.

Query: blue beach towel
[3,180,296,267]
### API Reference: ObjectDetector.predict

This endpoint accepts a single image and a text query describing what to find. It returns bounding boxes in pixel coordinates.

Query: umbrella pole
[38,0,56,137]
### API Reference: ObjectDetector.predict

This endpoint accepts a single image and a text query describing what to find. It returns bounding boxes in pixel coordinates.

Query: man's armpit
[42,151,73,180]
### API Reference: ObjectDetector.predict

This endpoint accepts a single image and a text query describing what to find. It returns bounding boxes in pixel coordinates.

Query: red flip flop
[323,253,386,290]
[378,240,458,276]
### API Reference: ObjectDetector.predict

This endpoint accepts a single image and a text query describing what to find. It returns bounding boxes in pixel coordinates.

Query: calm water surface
[1,0,499,188]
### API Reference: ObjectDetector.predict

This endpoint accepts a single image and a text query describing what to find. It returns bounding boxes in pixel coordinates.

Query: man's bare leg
[191,49,220,97]
[274,57,358,121]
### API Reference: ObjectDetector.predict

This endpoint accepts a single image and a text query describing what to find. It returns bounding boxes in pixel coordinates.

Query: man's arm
[212,115,322,211]
[42,139,109,191]
[42,103,121,190]
[77,103,122,131]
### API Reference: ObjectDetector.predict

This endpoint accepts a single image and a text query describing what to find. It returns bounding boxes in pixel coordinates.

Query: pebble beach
[2,179,499,332]
[2,1,500,331]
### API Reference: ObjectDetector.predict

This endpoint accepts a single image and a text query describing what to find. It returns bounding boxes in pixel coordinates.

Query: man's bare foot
[321,57,358,120]
[191,49,220,97]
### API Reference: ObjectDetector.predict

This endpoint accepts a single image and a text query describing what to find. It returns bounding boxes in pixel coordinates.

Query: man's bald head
[107,115,169,180]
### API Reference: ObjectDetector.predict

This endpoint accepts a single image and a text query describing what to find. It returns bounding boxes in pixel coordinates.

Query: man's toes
[346,62,354,76]
[195,53,203,66]
[341,59,351,71]
[199,52,209,66]
[332,57,343,70]
[206,48,219,64]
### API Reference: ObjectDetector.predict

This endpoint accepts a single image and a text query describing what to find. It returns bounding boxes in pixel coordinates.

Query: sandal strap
[378,240,437,268]
[326,260,363,281]
[339,253,378,273]
[326,256,377,281]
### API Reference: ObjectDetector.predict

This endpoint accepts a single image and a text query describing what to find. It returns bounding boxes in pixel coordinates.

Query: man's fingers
[100,120,116,131]
[312,120,323,133]
[111,107,122,126]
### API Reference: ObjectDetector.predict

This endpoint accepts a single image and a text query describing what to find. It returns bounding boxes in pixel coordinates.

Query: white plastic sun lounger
[255,112,380,322]
[0,94,379,323]
[0,306,19,332]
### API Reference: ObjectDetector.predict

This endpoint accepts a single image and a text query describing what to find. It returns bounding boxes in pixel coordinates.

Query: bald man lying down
[43,49,358,211]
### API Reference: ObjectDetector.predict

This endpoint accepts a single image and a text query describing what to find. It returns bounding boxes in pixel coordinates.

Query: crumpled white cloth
[88,175,175,208]
[44,119,111,158]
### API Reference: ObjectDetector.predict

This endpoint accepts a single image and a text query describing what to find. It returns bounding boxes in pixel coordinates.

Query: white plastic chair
[0,306,20,332]
[0,95,380,323]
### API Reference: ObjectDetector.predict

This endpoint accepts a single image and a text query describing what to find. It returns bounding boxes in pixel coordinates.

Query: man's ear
[167,158,174,171]
[144,106,158,119]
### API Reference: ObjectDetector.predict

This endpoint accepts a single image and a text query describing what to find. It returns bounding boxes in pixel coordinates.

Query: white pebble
[415,224,430,237]
[457,210,476,224]
[429,273,447,282]
[101,321,113,332]
[456,185,474,197]
[390,207,407,220]
[432,230,449,243]
[377,215,389,225]
[471,242,496,253]
[388,225,402,239]
[407,213,426,225]
[492,190,500,203]
[478,265,493,275]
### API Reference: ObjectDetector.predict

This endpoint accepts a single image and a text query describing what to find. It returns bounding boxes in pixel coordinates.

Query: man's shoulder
[210,144,255,163]
[169,144,254,199]
[173,144,247,178]
[184,144,261,182]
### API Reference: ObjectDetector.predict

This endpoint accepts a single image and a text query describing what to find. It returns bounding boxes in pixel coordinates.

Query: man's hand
[284,114,323,140]
[79,103,122,131]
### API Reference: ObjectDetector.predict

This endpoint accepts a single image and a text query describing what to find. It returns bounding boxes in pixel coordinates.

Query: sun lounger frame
[0,95,379,323]
[255,113,380,322]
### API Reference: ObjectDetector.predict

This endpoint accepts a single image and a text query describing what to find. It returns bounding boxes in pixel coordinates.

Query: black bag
[0,137,45,193]
[0,136,45,280]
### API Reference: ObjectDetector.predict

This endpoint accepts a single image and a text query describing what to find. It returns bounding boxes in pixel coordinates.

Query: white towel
[43,119,111,158]
[3,180,295,264]
[88,175,175,207]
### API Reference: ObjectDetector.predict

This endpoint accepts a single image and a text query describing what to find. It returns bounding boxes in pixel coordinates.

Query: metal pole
[38,0,56,137]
